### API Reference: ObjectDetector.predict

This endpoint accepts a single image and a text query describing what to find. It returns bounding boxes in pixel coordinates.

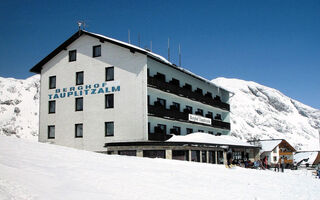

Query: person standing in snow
[264,156,268,169]
[280,157,285,172]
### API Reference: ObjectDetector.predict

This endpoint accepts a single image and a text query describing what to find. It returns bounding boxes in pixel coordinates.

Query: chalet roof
[248,139,296,153]
[30,30,231,94]
[294,151,319,165]
[259,140,282,152]
[167,133,256,147]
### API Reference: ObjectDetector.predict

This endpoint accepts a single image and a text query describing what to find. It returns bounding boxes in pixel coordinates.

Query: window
[196,109,203,116]
[171,102,180,111]
[49,76,56,89]
[75,124,83,138]
[208,131,214,135]
[48,101,55,114]
[186,128,193,134]
[273,148,277,153]
[206,111,213,119]
[202,151,207,163]
[105,67,114,81]
[148,95,150,105]
[191,150,200,162]
[155,73,165,81]
[156,124,166,134]
[93,45,101,57]
[171,126,181,135]
[273,156,277,162]
[75,97,83,111]
[156,98,166,108]
[195,88,203,95]
[105,94,114,108]
[184,83,192,91]
[48,125,55,139]
[170,78,180,86]
[69,50,76,62]
[105,122,114,136]
[198,130,204,133]
[184,106,193,114]
[76,71,84,85]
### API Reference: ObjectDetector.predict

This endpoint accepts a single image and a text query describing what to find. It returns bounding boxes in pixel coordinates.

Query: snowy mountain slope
[0,75,319,150]
[0,135,319,200]
[212,77,320,150]
[0,75,40,140]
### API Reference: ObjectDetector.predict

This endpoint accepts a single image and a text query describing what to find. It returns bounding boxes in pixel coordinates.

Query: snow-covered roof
[258,140,282,152]
[84,31,232,94]
[294,151,319,165]
[167,132,256,147]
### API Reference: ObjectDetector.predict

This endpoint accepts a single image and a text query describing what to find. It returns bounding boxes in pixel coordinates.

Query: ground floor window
[191,150,200,162]
[48,125,55,139]
[105,122,114,136]
[118,150,136,156]
[209,151,216,164]
[202,151,207,163]
[75,124,83,138]
[172,150,189,161]
[143,150,165,158]
[217,151,224,164]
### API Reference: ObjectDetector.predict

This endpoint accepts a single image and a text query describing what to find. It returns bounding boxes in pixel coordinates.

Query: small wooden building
[248,139,296,168]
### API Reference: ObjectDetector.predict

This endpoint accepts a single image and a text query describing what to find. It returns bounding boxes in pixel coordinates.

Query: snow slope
[0,75,40,141]
[212,78,320,150]
[0,135,319,200]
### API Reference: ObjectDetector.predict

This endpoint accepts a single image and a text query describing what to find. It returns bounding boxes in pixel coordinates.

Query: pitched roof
[259,140,282,152]
[29,30,231,94]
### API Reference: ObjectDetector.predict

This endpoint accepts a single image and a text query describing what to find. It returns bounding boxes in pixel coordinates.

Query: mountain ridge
[0,75,319,150]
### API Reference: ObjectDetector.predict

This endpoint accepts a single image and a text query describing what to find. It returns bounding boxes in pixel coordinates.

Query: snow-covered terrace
[167,132,256,147]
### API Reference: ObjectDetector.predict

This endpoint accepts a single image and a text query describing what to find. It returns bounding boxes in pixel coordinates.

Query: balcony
[148,104,231,130]
[148,76,230,111]
[279,151,293,155]
[148,132,172,141]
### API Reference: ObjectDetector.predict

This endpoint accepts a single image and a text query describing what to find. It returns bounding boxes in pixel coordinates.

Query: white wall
[39,35,147,151]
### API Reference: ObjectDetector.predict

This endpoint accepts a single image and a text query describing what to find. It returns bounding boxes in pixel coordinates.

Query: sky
[0,0,319,109]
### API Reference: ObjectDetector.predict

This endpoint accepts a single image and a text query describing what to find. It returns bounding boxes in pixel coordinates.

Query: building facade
[30,30,232,153]
[248,139,296,167]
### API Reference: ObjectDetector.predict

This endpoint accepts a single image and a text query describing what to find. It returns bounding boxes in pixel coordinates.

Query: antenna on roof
[150,41,152,52]
[178,44,181,67]
[77,21,87,33]
[128,29,131,44]
[168,38,170,61]
[138,33,140,47]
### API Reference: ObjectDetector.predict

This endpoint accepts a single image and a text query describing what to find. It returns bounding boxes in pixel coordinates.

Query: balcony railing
[148,105,231,130]
[148,131,172,141]
[148,76,230,111]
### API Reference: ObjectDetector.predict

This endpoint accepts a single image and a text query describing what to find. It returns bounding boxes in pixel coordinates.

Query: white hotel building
[31,30,258,163]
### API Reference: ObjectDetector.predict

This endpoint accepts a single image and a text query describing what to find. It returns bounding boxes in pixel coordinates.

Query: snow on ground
[0,136,319,200]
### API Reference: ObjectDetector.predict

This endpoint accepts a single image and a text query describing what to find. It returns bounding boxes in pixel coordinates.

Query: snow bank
[0,136,319,200]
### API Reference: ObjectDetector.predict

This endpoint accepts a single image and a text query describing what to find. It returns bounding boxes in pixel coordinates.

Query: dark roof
[29,30,232,93]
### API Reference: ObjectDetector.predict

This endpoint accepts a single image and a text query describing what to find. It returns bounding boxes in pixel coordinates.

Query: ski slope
[0,136,319,200]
